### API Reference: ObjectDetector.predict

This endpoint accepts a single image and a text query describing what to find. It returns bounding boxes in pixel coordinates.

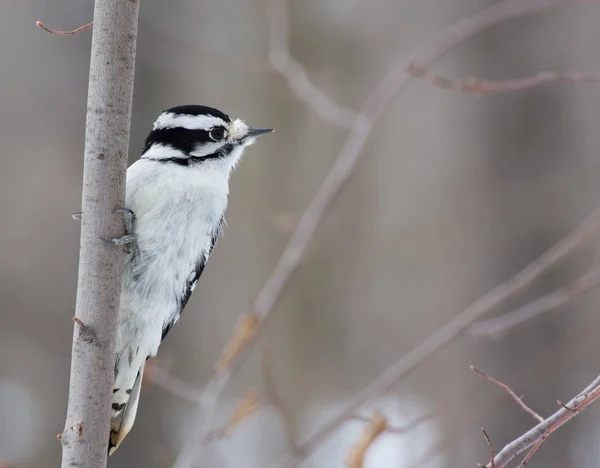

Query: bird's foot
[113,207,136,235]
[101,207,138,255]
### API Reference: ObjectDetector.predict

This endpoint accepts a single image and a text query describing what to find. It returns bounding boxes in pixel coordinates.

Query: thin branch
[489,375,600,468]
[150,364,437,438]
[267,0,357,127]
[469,267,600,336]
[479,428,495,468]
[408,67,600,94]
[36,20,93,35]
[60,0,138,466]
[177,0,600,466]
[275,204,600,467]
[409,322,600,468]
[471,366,544,422]
[269,0,600,462]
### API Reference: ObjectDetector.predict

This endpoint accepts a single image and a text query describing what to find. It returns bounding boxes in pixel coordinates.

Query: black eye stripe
[144,142,237,166]
[142,127,211,155]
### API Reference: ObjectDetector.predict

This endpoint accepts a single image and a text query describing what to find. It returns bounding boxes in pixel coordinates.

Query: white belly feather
[116,159,228,359]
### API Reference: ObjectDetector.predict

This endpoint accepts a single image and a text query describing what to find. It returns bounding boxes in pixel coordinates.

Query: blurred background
[2,0,600,466]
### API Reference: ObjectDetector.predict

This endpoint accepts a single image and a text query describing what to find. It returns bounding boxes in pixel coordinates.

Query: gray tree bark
[61,1,140,467]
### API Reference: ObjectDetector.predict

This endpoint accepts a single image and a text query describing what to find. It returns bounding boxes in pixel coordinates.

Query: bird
[90,105,272,454]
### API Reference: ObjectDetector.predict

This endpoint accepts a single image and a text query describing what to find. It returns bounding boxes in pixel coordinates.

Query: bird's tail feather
[109,352,145,455]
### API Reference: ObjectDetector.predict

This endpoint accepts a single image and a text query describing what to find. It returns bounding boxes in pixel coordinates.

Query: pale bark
[61,1,140,467]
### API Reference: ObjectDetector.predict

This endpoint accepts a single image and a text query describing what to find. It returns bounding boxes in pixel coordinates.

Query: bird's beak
[247,127,274,137]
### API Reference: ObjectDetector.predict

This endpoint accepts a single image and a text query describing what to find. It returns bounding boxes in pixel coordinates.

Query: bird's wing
[160,217,224,342]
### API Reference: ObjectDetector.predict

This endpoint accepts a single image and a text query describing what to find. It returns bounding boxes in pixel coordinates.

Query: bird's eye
[209,127,225,141]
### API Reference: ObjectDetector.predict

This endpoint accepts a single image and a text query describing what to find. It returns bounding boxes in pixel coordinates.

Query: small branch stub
[71,421,84,438]
[36,20,93,35]
[72,316,97,344]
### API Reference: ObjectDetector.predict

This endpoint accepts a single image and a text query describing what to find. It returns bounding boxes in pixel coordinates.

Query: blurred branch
[219,388,261,438]
[469,267,600,336]
[60,0,138,467]
[36,20,93,35]
[471,366,544,423]
[408,67,600,94]
[352,411,438,434]
[346,412,388,468]
[214,313,260,373]
[144,361,200,402]
[486,375,600,468]
[176,0,600,466]
[267,0,358,127]
[276,205,600,467]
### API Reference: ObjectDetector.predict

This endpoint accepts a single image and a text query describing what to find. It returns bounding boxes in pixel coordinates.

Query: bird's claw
[101,234,138,255]
[100,207,138,255]
[113,208,136,235]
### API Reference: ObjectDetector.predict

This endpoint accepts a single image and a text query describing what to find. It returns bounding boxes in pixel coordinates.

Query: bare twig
[36,20,93,35]
[270,0,600,461]
[469,267,600,336]
[267,0,357,127]
[471,366,544,422]
[408,67,600,94]
[489,375,600,468]
[275,205,600,467]
[479,428,495,468]
[176,0,600,466]
[60,1,139,467]
[408,332,599,467]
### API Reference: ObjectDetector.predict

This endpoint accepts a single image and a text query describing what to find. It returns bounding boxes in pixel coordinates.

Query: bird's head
[141,105,273,174]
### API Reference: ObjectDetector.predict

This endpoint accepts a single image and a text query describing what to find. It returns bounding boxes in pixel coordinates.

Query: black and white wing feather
[161,218,224,341]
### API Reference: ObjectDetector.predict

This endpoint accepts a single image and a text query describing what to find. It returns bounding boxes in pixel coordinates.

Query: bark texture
[61,1,140,467]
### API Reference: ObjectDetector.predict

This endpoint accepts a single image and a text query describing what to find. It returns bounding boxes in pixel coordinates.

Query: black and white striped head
[141,105,272,171]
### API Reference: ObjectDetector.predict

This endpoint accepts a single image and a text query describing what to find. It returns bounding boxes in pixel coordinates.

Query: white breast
[116,159,229,356]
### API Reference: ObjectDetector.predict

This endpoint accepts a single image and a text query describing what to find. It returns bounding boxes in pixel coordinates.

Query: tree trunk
[61,1,140,467]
